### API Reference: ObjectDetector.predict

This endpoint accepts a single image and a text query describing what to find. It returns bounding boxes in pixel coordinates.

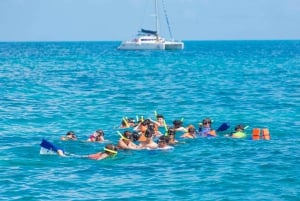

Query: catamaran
[118,0,184,50]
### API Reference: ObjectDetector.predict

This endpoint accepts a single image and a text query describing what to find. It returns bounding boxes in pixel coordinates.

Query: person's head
[167,128,176,136]
[157,136,169,148]
[173,120,182,128]
[202,118,212,128]
[96,129,104,137]
[104,144,118,155]
[188,126,196,134]
[66,131,77,140]
[156,114,164,124]
[94,130,104,141]
[127,118,135,126]
[122,130,133,141]
[140,121,148,132]
[235,124,245,132]
[121,118,128,127]
[143,119,151,125]
[132,131,140,142]
[148,123,156,133]
[167,128,176,141]
[144,129,153,140]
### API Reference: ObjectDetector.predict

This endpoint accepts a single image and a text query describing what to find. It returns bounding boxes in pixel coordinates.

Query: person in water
[150,114,166,127]
[119,118,135,128]
[88,144,118,160]
[181,125,197,138]
[138,128,158,149]
[167,128,179,145]
[172,120,188,133]
[229,124,247,138]
[87,129,105,142]
[157,135,173,149]
[117,130,139,150]
[61,131,77,141]
[134,119,150,142]
[198,118,216,137]
[40,139,66,157]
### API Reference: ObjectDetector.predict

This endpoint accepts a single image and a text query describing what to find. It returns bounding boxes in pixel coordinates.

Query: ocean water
[0,40,299,200]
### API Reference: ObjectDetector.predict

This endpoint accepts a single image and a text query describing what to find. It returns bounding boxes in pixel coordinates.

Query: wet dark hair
[104,144,118,155]
[202,118,212,125]
[66,131,76,137]
[144,129,153,138]
[142,119,151,126]
[127,118,135,123]
[235,124,245,131]
[96,129,104,136]
[132,131,140,142]
[158,135,170,144]
[156,114,164,119]
[121,119,128,126]
[123,131,133,140]
[167,128,176,136]
[148,123,155,132]
[173,120,182,128]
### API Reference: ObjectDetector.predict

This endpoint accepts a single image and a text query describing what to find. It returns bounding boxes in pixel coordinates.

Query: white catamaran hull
[118,40,184,50]
[118,41,165,50]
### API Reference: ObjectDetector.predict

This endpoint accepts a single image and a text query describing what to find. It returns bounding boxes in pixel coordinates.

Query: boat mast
[155,0,159,39]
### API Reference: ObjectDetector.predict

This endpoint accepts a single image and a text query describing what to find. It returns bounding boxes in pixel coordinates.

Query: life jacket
[262,128,270,140]
[231,131,246,138]
[138,132,147,142]
[199,127,216,137]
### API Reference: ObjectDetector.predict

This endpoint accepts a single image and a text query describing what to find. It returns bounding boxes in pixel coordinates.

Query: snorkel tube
[122,117,129,127]
[117,131,129,140]
[163,120,168,135]
[104,148,118,155]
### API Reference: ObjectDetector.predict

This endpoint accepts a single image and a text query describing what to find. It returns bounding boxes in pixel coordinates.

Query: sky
[0,0,300,41]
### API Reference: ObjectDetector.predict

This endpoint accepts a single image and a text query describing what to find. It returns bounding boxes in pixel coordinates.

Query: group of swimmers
[42,113,260,160]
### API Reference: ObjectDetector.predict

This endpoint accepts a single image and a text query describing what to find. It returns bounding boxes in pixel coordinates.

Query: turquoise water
[0,41,300,200]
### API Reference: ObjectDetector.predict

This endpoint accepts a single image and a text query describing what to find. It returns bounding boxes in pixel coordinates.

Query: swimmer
[149,114,165,127]
[157,136,173,150]
[61,131,77,141]
[172,120,188,132]
[226,124,247,138]
[40,139,66,157]
[181,125,197,139]
[138,128,158,149]
[87,129,105,142]
[88,144,118,160]
[198,118,216,137]
[167,128,179,145]
[117,131,140,150]
[119,117,135,128]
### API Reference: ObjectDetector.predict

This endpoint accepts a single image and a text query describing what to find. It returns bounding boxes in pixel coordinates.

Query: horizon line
[1,39,300,43]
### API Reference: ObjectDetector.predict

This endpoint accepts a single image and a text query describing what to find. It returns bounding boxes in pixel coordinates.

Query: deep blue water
[0,41,300,200]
